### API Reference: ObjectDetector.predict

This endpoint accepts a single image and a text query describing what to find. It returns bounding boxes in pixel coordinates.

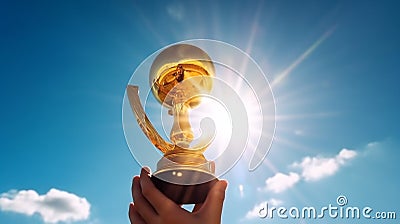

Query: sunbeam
[239,1,264,75]
[271,26,336,88]
[131,5,168,46]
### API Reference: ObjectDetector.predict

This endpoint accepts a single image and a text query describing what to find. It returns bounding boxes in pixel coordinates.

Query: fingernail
[142,166,151,173]
[220,180,228,191]
[133,176,139,185]
[129,202,134,211]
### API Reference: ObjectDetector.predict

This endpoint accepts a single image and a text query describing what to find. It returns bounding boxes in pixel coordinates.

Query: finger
[139,167,180,215]
[131,176,139,200]
[198,180,228,219]
[132,175,158,223]
[129,203,146,224]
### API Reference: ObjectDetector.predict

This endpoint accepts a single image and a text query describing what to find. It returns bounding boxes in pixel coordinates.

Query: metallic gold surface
[127,44,217,203]
[152,62,213,108]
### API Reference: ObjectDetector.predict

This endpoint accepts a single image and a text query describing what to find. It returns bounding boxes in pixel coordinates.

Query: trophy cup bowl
[127,44,218,204]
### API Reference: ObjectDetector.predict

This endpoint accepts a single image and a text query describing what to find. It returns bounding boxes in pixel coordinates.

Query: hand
[129,168,228,224]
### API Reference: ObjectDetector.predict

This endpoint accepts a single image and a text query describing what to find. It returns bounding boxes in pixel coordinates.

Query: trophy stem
[170,95,194,148]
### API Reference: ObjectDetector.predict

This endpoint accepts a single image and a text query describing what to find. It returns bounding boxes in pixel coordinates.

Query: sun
[190,96,233,160]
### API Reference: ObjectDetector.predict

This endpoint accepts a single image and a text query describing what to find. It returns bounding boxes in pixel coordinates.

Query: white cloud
[337,148,357,162]
[366,141,380,148]
[262,172,300,193]
[244,148,360,221]
[166,3,184,21]
[0,188,91,223]
[244,199,283,220]
[363,140,384,156]
[267,198,283,207]
[293,157,338,181]
[243,148,360,221]
[257,148,358,194]
[292,148,357,181]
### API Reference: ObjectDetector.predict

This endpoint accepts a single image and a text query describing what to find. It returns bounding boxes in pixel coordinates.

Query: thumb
[199,180,228,220]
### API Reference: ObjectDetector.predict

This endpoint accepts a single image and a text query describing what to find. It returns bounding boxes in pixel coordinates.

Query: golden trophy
[126,44,217,204]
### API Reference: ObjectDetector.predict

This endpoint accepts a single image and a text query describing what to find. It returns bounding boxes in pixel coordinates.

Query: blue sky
[0,0,399,223]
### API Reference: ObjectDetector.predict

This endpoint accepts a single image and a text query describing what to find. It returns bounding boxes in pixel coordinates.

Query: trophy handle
[127,85,174,153]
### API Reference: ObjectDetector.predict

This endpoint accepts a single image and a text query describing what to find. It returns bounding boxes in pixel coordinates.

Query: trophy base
[151,169,218,204]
